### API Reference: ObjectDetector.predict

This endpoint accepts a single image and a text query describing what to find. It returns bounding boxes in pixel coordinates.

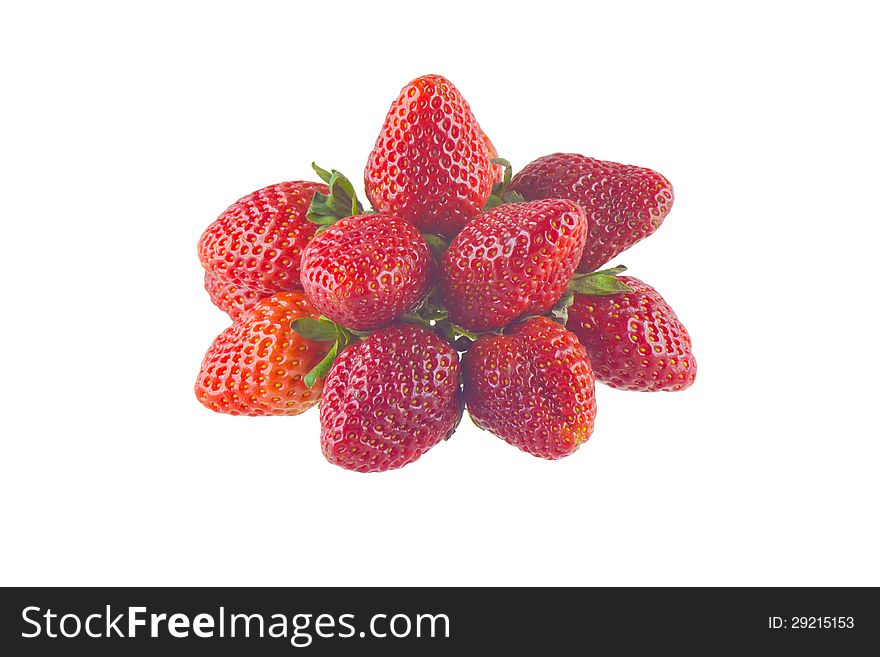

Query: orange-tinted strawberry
[198,181,327,317]
[567,276,696,391]
[365,74,496,237]
[509,153,673,272]
[462,317,596,459]
[440,199,587,331]
[195,291,332,416]
[300,213,433,331]
[482,131,504,185]
[320,324,463,473]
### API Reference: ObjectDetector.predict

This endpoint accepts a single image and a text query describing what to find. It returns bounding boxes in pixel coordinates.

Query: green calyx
[548,289,575,325]
[421,233,450,261]
[437,321,482,346]
[401,286,449,327]
[567,265,633,296]
[398,287,483,350]
[290,316,361,388]
[549,265,631,325]
[307,163,365,227]
[483,157,526,210]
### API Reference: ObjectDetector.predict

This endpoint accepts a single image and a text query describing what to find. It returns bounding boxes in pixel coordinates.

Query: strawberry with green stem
[564,269,697,391]
[198,180,329,318]
[299,164,435,332]
[195,291,333,416]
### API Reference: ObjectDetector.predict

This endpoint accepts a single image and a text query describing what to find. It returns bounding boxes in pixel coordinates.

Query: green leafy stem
[483,157,525,210]
[307,163,365,227]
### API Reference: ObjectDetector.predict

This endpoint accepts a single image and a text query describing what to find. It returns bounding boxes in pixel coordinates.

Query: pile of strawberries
[195,74,696,473]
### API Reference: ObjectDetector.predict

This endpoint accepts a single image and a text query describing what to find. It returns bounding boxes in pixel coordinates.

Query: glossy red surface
[510,153,673,272]
[365,74,495,237]
[440,198,587,331]
[462,317,596,459]
[567,277,696,392]
[300,213,434,331]
[320,324,463,473]
[198,181,327,316]
[195,292,332,416]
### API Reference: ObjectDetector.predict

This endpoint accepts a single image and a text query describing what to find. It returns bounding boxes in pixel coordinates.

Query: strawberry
[300,212,434,331]
[364,74,496,237]
[195,291,332,416]
[299,165,433,331]
[567,274,697,391]
[462,317,596,459]
[509,153,674,272]
[439,198,587,331]
[198,181,328,317]
[203,270,262,321]
[319,324,463,473]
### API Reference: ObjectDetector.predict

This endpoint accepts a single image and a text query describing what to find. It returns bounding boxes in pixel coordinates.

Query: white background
[1,1,878,586]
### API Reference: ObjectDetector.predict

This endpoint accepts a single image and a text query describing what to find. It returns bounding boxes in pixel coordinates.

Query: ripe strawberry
[300,212,434,331]
[364,74,496,237]
[509,153,674,272]
[198,181,328,317]
[439,198,587,331]
[567,275,697,391]
[203,270,261,321]
[320,324,463,473]
[462,317,596,459]
[195,291,332,416]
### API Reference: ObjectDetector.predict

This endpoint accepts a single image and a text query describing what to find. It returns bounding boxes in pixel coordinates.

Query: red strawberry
[567,275,696,391]
[198,181,328,317]
[439,198,587,331]
[462,317,596,459]
[364,74,496,237]
[509,153,674,272]
[203,271,261,321]
[320,324,463,473]
[300,212,434,331]
[195,291,332,416]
